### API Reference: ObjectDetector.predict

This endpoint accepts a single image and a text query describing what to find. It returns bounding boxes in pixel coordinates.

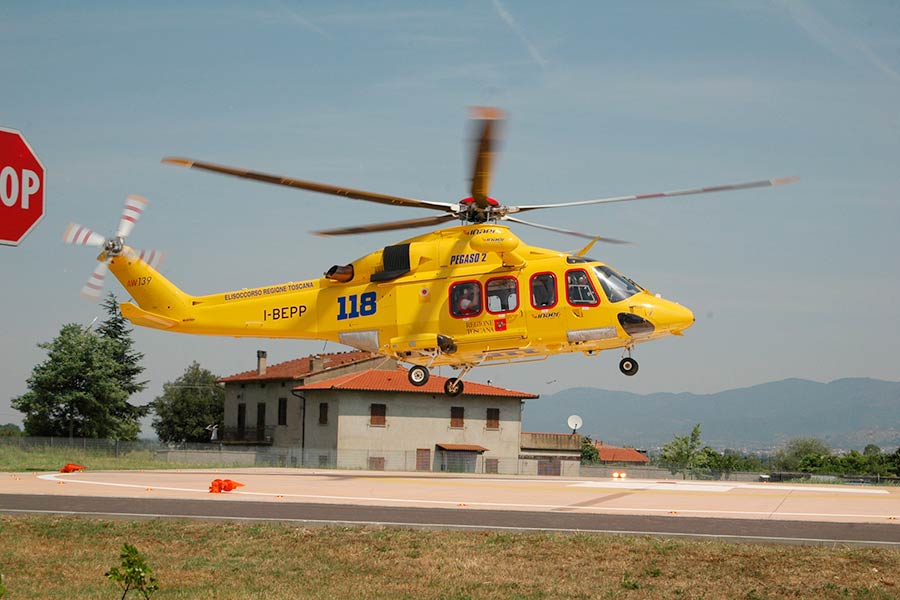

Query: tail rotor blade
[116,195,148,238]
[80,262,109,300]
[134,249,165,269]
[63,223,106,247]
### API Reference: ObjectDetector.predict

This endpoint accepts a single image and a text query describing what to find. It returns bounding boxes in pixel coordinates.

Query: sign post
[0,128,45,246]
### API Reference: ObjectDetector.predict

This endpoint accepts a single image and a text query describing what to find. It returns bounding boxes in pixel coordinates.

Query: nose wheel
[619,357,639,376]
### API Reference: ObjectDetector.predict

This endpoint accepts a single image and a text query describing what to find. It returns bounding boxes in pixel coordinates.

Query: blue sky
[1,1,899,432]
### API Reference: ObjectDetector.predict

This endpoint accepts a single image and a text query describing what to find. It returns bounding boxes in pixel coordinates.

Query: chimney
[308,354,324,373]
[256,350,267,376]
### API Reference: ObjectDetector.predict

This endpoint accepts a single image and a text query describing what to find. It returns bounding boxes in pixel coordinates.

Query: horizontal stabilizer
[119,302,179,329]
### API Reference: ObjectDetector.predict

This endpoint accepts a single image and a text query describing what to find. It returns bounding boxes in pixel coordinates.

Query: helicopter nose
[652,299,695,335]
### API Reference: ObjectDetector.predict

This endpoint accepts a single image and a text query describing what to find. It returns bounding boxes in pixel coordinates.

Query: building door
[537,458,561,476]
[441,450,477,473]
[416,448,431,471]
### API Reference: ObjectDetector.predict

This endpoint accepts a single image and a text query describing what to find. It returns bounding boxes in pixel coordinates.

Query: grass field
[0,444,240,472]
[0,516,898,599]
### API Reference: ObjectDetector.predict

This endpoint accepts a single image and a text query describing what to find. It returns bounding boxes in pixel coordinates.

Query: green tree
[772,437,830,471]
[658,424,704,478]
[151,362,224,443]
[863,444,881,457]
[581,435,599,463]
[12,324,148,439]
[0,423,23,437]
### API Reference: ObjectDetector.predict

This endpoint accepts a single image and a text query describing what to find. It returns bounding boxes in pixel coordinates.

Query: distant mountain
[522,378,900,451]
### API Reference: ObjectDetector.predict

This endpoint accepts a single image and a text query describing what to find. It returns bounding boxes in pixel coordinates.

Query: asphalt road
[1,492,898,547]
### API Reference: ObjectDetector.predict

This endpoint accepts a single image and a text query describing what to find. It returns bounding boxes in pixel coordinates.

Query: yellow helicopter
[64,108,796,396]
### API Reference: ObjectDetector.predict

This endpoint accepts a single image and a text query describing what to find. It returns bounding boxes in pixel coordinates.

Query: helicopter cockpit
[593,265,642,303]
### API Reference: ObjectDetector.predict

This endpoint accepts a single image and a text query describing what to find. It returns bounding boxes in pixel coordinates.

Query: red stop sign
[0,128,45,246]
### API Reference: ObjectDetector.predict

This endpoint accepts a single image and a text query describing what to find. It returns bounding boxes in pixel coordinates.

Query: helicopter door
[448,278,526,353]
[485,276,524,336]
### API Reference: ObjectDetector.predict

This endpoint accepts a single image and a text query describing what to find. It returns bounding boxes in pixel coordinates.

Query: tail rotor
[64,195,164,300]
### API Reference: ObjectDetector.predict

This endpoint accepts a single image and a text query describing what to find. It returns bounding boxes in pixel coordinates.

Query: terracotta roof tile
[294,367,538,399]
[217,351,380,383]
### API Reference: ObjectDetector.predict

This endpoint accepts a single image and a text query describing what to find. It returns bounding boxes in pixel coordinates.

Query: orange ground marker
[209,479,245,493]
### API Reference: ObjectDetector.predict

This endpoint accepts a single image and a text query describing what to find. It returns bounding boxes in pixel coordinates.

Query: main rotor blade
[511,176,799,214]
[162,157,457,213]
[116,195,148,238]
[313,214,458,236]
[469,106,504,208]
[63,223,105,247]
[503,216,632,244]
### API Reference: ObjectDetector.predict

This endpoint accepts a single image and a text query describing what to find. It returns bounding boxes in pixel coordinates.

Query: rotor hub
[105,236,124,256]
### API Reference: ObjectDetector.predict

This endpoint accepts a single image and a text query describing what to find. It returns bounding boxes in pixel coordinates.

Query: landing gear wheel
[408,365,430,386]
[444,377,464,397]
[619,357,639,376]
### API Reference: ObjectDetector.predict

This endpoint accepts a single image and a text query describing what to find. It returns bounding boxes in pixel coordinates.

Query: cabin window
[449,281,483,318]
[530,272,557,309]
[486,277,518,314]
[566,269,599,306]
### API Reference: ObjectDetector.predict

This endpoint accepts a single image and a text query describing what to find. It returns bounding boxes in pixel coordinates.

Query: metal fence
[1,436,895,483]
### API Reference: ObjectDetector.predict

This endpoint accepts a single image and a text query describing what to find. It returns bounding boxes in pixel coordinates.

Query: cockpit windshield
[593,265,642,303]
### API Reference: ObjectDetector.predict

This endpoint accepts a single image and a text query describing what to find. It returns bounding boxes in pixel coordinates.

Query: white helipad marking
[569,481,889,494]
[570,481,735,492]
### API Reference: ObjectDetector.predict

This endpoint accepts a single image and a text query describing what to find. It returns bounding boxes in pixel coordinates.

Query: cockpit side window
[449,281,483,318]
[530,272,557,309]
[565,269,599,306]
[593,265,642,303]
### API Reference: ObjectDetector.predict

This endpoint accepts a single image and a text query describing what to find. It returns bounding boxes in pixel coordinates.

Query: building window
[368,456,386,471]
[278,397,287,426]
[370,403,386,426]
[486,408,500,430]
[319,402,329,425]
[485,458,499,474]
[256,402,266,438]
[450,406,464,428]
[237,403,246,437]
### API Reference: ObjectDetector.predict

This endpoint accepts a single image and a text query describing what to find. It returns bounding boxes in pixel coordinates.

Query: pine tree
[96,293,147,396]
[151,362,224,443]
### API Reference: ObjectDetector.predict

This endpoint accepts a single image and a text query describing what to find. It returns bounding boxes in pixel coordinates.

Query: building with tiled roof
[218,350,396,447]
[217,351,538,474]
[593,440,650,464]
